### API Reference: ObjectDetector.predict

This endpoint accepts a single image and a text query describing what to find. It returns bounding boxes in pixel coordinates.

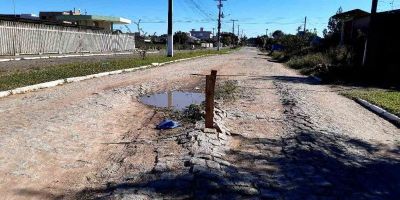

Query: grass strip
[341,88,400,117]
[0,49,230,91]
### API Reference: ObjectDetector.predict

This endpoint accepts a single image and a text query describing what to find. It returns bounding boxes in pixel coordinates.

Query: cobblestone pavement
[1,48,399,199]
[75,49,399,199]
[76,100,400,199]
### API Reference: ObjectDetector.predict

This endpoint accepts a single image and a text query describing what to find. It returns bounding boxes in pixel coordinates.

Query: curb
[356,98,400,128]
[0,54,212,99]
[0,51,155,63]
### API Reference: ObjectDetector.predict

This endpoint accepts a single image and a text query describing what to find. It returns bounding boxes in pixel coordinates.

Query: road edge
[0,54,213,99]
[355,98,400,128]
[0,51,164,63]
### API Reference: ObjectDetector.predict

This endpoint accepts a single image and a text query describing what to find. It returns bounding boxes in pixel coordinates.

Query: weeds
[163,103,205,124]
[286,53,331,72]
[270,51,286,61]
[139,50,147,60]
[183,104,204,123]
[215,80,240,101]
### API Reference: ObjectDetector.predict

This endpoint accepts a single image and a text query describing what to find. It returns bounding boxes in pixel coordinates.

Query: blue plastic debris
[156,119,180,130]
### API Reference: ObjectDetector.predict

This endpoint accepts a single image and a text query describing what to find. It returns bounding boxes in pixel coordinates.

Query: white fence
[0,20,135,56]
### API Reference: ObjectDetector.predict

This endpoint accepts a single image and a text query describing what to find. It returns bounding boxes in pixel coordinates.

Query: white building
[189,27,212,41]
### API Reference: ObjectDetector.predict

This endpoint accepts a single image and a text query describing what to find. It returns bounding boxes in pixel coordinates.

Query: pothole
[139,91,205,111]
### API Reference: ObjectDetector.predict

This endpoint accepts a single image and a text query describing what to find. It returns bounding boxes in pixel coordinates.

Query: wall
[0,20,135,56]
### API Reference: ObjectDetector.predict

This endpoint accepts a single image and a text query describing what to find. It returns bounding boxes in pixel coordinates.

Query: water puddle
[139,91,205,111]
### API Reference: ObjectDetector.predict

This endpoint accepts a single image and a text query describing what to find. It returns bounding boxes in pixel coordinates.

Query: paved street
[0,47,399,199]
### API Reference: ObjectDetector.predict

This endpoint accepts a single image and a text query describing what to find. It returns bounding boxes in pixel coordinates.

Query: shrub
[215,80,240,101]
[327,46,353,65]
[183,104,204,122]
[270,51,286,61]
[287,53,331,71]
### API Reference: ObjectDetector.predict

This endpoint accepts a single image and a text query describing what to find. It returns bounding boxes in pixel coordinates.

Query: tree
[174,31,189,45]
[272,30,285,39]
[221,32,239,46]
[327,7,343,34]
[323,7,343,47]
[297,26,302,33]
[323,29,328,38]
[239,36,248,46]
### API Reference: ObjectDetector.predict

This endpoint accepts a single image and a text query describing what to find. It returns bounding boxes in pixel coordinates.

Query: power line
[184,0,215,21]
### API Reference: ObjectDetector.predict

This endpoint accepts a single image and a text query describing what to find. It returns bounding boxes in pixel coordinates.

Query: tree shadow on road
[65,130,399,199]
[229,131,400,199]
[14,131,400,199]
[252,75,320,85]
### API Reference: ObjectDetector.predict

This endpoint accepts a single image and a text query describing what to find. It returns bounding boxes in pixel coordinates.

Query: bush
[270,51,286,61]
[183,104,204,123]
[327,46,354,65]
[215,80,240,101]
[287,53,331,71]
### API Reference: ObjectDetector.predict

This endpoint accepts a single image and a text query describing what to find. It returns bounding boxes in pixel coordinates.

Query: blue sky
[0,0,397,37]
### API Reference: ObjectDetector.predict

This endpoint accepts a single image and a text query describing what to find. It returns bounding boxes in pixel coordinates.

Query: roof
[190,30,212,33]
[188,35,200,41]
[56,15,131,24]
[333,9,370,20]
[0,16,103,30]
[379,8,400,15]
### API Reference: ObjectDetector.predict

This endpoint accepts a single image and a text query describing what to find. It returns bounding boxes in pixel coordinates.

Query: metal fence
[0,20,135,56]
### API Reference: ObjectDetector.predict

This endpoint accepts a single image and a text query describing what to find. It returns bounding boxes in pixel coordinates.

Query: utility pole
[134,19,142,36]
[231,19,238,35]
[167,0,173,57]
[216,0,227,51]
[237,25,240,37]
[12,0,16,17]
[391,0,395,10]
[304,16,307,32]
[363,0,378,66]
[266,28,268,36]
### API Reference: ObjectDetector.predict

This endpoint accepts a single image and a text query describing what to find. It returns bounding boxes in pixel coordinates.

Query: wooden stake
[205,70,217,128]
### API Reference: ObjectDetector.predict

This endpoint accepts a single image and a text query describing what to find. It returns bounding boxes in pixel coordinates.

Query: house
[201,43,214,48]
[39,10,81,23]
[40,10,131,31]
[187,34,201,43]
[332,9,400,74]
[332,9,370,45]
[0,14,39,20]
[190,27,212,41]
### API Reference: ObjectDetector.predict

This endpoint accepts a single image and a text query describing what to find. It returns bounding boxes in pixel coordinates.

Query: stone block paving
[78,83,400,200]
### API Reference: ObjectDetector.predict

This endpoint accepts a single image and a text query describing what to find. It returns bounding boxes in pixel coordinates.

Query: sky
[0,0,398,37]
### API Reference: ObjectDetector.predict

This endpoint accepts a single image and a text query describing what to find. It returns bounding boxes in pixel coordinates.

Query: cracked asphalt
[0,47,399,199]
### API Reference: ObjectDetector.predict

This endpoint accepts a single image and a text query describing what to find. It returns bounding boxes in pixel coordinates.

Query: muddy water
[139,91,205,111]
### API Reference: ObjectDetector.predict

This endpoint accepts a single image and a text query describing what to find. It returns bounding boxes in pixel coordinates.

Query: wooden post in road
[205,70,218,128]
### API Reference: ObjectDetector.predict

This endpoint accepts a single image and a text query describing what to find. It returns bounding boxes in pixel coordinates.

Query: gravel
[0,47,398,199]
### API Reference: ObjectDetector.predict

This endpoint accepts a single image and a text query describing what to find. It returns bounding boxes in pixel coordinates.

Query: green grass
[0,49,230,91]
[341,89,400,117]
